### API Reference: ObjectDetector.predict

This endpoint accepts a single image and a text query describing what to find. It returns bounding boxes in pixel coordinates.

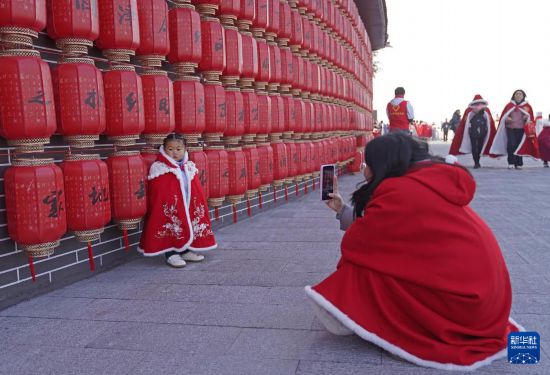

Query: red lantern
[269,92,284,136]
[266,0,280,39]
[255,38,271,86]
[251,0,269,34]
[280,46,293,92]
[141,146,159,173]
[241,88,259,143]
[106,151,147,232]
[267,42,282,91]
[174,76,205,144]
[199,17,226,82]
[103,66,144,146]
[278,1,292,44]
[61,154,111,244]
[221,25,243,85]
[237,0,255,31]
[281,94,294,137]
[96,0,140,62]
[0,51,56,153]
[188,145,209,198]
[257,143,273,191]
[219,0,240,26]
[301,17,311,55]
[226,146,247,204]
[0,0,46,48]
[285,140,298,181]
[292,54,304,93]
[242,144,261,197]
[302,99,313,134]
[239,31,258,87]
[192,0,222,17]
[204,146,229,207]
[310,140,320,173]
[289,8,302,53]
[5,159,66,258]
[203,81,227,142]
[256,91,271,140]
[223,87,245,144]
[47,0,99,54]
[297,141,308,177]
[52,58,105,148]
[136,0,170,67]
[141,70,175,145]
[167,2,202,75]
[293,98,305,136]
[271,141,288,186]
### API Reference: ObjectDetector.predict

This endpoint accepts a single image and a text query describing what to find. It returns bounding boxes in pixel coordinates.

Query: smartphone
[320,164,335,200]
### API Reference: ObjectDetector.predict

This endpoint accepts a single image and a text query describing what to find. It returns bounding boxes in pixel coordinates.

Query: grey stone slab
[296,360,385,375]
[302,331,382,365]
[0,296,95,319]
[79,298,198,324]
[185,301,314,329]
[512,294,550,314]
[0,317,116,348]
[227,328,317,359]
[0,345,143,375]
[87,322,241,356]
[131,353,299,375]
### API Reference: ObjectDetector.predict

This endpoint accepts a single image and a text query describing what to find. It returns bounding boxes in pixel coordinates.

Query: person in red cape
[489,90,536,169]
[138,134,217,267]
[306,133,522,371]
[449,95,496,168]
[539,114,550,168]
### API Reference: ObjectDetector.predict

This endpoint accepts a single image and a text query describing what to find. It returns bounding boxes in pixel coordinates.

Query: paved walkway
[0,142,548,374]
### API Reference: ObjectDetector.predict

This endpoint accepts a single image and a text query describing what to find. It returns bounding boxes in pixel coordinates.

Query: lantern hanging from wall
[61,154,111,271]
[221,24,243,86]
[136,0,170,68]
[0,0,46,48]
[204,145,229,214]
[255,90,271,142]
[222,86,245,145]
[5,158,67,259]
[103,65,144,146]
[256,142,273,192]
[0,50,56,153]
[241,87,259,144]
[238,30,258,88]
[242,143,261,199]
[226,146,247,209]
[168,1,202,75]
[173,76,205,145]
[47,0,99,55]
[203,81,227,143]
[96,0,140,63]
[199,16,226,82]
[106,150,147,248]
[188,145,209,198]
[140,70,175,145]
[271,140,288,188]
[53,57,105,148]
[141,146,159,173]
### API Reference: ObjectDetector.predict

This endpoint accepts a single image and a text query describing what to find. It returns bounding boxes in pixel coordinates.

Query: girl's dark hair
[351,132,468,217]
[163,133,187,147]
[511,89,526,102]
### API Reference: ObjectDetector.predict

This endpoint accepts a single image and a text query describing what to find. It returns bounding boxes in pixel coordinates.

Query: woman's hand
[325,176,344,214]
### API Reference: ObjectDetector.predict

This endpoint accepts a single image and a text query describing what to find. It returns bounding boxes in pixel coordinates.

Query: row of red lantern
[4,152,147,259]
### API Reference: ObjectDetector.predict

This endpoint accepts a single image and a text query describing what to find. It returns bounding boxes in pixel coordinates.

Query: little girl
[138,134,217,267]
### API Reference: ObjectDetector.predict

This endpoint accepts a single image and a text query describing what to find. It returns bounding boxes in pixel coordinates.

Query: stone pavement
[0,141,548,374]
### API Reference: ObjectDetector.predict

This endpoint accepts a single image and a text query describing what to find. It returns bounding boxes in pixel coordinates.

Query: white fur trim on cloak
[458,111,492,155]
[304,286,525,372]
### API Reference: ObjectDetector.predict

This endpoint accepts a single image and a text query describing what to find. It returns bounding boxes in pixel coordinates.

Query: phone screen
[321,165,335,200]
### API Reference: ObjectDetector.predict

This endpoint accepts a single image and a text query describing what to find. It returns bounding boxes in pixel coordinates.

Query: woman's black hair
[511,89,527,103]
[163,133,187,147]
[351,132,468,217]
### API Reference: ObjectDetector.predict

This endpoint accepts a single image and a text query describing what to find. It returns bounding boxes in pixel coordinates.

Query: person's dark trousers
[470,135,484,167]
[443,130,448,141]
[506,128,524,166]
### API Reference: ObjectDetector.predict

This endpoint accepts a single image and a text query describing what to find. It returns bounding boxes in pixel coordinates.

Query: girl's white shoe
[166,254,186,268]
[181,251,205,262]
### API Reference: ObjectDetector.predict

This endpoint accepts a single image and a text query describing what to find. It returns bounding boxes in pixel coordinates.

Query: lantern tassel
[123,229,130,251]
[284,186,288,201]
[87,242,95,272]
[232,204,238,224]
[304,182,308,195]
[28,255,36,282]
[259,191,263,209]
[215,207,219,222]
[312,179,316,191]
[295,183,299,197]
[273,189,277,203]
[247,198,252,217]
